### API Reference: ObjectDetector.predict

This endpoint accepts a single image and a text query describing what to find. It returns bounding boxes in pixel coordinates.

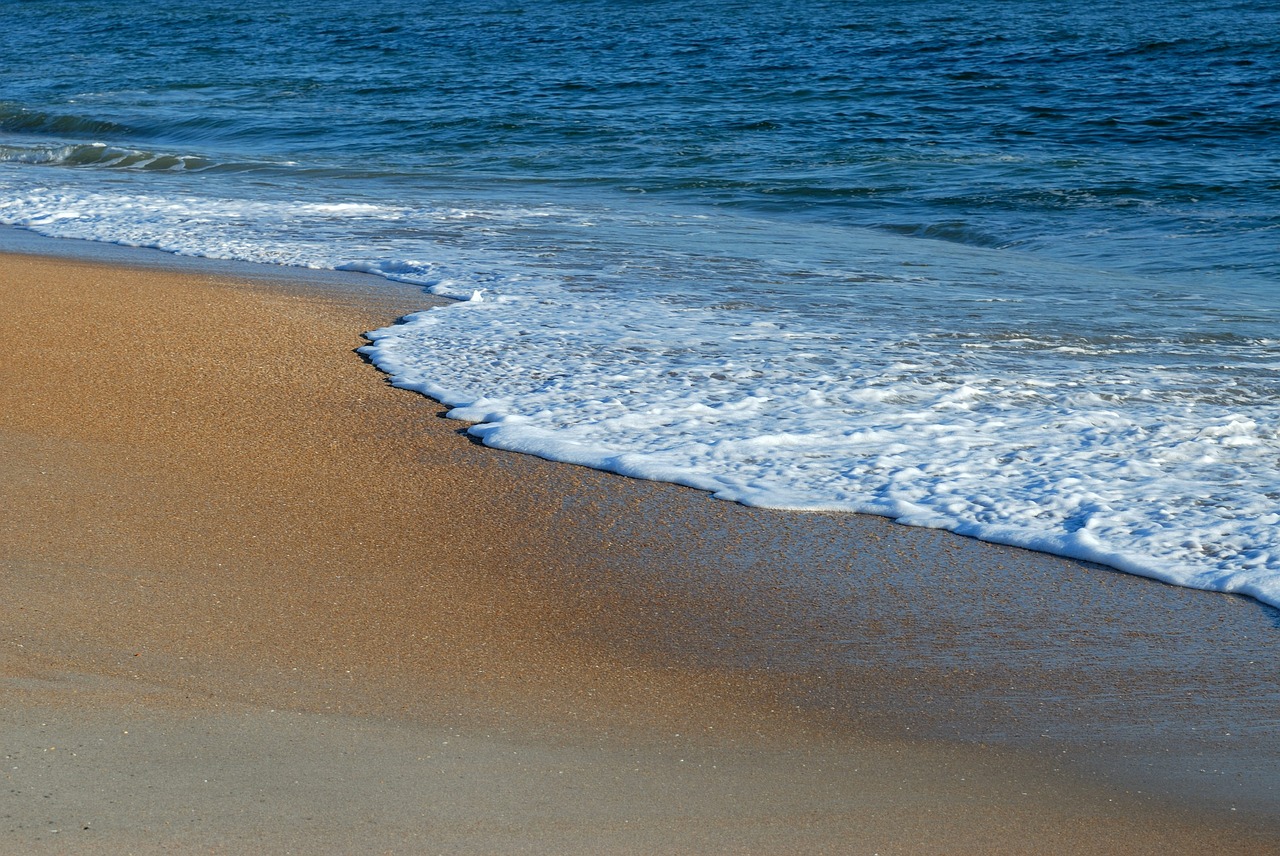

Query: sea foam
[361,263,1280,610]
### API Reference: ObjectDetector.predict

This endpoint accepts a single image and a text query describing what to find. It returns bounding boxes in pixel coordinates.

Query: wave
[361,272,1280,613]
[0,102,136,138]
[0,140,293,174]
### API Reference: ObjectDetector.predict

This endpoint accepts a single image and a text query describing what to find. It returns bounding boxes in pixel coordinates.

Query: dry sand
[1,250,1276,854]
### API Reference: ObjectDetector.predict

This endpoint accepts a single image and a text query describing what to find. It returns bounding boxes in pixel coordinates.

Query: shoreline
[1,244,1276,853]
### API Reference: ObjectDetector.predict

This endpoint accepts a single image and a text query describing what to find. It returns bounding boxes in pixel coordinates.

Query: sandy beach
[1,249,1276,854]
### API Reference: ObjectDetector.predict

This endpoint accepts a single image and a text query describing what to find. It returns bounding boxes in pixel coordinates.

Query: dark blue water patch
[1,0,1277,285]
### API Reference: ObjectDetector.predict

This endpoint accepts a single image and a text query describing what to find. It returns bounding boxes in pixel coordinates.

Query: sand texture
[1,251,1276,854]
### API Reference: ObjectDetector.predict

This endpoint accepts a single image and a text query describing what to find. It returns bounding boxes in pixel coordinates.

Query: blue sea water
[2,0,1278,606]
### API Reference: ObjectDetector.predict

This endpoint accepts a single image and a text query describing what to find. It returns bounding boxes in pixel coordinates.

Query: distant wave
[0,140,295,174]
[0,102,135,138]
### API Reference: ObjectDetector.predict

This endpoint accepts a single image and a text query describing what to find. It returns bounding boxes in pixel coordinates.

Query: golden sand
[1,252,1274,853]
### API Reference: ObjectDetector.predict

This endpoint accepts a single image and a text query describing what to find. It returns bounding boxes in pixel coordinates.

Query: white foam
[363,273,1280,611]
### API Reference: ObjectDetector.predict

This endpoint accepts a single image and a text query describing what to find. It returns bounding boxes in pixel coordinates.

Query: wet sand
[1,249,1276,853]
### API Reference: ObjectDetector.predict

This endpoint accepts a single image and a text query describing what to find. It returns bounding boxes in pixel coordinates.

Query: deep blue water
[4,0,1277,282]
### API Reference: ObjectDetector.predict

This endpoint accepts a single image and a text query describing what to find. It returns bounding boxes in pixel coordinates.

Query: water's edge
[8,223,1280,615]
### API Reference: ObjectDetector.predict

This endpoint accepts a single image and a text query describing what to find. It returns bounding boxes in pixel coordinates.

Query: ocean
[3,0,1278,607]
